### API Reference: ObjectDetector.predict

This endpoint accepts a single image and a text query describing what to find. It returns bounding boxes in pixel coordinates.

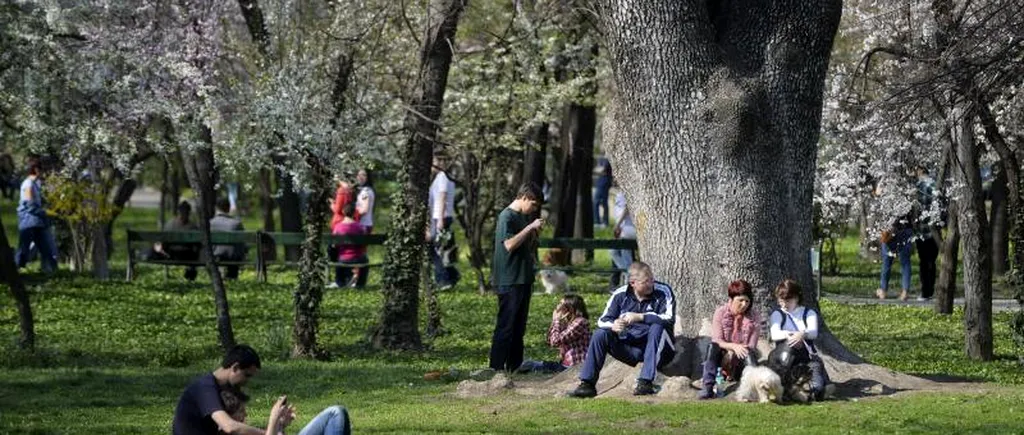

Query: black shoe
[569,381,597,398]
[696,386,715,400]
[633,379,657,396]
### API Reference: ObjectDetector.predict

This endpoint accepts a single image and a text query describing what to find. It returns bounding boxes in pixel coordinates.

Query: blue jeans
[593,183,610,226]
[297,405,350,435]
[335,255,369,288]
[880,234,912,292]
[609,248,634,288]
[579,324,675,384]
[15,226,57,273]
[429,217,459,286]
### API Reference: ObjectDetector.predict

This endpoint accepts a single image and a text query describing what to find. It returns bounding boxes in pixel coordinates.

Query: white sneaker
[916,296,932,302]
[326,282,340,289]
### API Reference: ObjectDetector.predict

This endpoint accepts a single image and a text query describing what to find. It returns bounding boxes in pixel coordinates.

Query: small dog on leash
[735,366,784,404]
[538,269,570,294]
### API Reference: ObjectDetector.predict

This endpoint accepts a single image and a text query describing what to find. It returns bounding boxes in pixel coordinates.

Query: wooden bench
[259,232,388,282]
[537,237,639,275]
[125,230,263,282]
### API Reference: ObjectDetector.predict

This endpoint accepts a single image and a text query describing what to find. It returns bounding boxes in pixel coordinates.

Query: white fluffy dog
[735,366,784,404]
[538,269,570,294]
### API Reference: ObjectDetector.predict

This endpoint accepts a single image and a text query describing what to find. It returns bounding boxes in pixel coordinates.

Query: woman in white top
[355,169,375,232]
[768,279,830,401]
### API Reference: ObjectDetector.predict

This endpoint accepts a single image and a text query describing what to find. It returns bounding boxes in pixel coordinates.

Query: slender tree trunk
[293,158,330,358]
[258,168,276,261]
[936,200,959,314]
[181,125,236,352]
[277,170,304,261]
[954,107,993,361]
[0,213,35,351]
[598,1,856,371]
[572,105,595,262]
[455,150,489,294]
[373,0,465,350]
[978,100,1024,279]
[160,158,169,229]
[989,164,1009,276]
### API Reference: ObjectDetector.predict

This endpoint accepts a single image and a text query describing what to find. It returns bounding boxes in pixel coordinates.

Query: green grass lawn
[3,197,1024,433]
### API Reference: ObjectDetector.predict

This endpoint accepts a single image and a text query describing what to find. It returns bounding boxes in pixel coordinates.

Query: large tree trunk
[373,0,465,350]
[180,125,236,352]
[0,212,35,350]
[954,108,993,361]
[598,1,856,369]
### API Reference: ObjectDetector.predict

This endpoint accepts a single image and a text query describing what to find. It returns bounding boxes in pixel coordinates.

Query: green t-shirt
[492,207,535,286]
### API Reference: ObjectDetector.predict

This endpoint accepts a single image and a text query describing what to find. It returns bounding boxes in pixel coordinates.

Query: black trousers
[489,284,533,372]
[916,237,939,298]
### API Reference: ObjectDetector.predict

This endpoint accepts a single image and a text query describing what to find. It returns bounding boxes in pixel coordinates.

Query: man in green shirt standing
[489,182,544,372]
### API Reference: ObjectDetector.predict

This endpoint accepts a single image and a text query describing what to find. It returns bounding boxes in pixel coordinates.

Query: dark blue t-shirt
[172,373,224,435]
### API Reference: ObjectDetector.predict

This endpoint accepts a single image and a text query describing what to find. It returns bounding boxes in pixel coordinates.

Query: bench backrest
[126,230,260,245]
[261,232,388,247]
[538,237,637,251]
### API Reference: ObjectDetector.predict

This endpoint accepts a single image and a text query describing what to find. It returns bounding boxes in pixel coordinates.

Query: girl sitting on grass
[518,294,592,373]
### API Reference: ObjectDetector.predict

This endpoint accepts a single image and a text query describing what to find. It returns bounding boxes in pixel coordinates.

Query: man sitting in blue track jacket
[569,261,676,397]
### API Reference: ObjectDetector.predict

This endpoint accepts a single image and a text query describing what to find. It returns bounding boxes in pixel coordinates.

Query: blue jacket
[16,177,48,230]
[597,281,675,340]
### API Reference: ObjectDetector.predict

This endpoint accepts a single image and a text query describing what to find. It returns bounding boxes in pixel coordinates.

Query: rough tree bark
[0,212,35,351]
[292,154,331,358]
[597,1,859,370]
[954,106,993,361]
[373,0,465,350]
[180,125,236,352]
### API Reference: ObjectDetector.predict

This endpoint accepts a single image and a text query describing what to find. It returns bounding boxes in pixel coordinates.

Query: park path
[126,186,161,209]
[823,293,1019,313]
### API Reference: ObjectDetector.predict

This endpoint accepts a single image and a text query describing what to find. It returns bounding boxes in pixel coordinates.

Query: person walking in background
[210,198,246,280]
[610,187,636,289]
[428,155,460,289]
[915,167,938,301]
[877,212,913,301]
[14,160,57,273]
[593,157,613,228]
[489,182,544,373]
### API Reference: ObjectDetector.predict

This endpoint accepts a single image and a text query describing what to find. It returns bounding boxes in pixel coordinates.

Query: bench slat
[262,232,387,246]
[127,231,260,244]
[538,238,638,250]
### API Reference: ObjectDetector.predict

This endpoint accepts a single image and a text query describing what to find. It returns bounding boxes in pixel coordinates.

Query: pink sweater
[711,304,761,349]
[332,221,366,261]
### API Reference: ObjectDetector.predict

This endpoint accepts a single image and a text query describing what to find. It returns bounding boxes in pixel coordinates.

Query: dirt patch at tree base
[457,355,996,402]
